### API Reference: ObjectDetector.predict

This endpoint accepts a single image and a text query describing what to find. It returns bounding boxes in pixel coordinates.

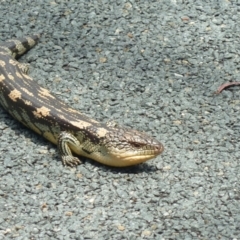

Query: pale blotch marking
[16,71,23,79]
[96,127,109,137]
[33,106,51,118]
[39,87,55,99]
[67,108,79,114]
[8,89,21,102]
[58,114,67,120]
[0,47,11,55]
[70,120,92,129]
[89,118,99,124]
[23,100,32,106]
[0,60,6,67]
[21,87,34,96]
[0,74,5,82]
[8,74,14,80]
[22,73,33,81]
[9,59,18,66]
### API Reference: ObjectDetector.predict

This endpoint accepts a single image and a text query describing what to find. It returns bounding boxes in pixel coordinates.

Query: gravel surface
[0,0,240,239]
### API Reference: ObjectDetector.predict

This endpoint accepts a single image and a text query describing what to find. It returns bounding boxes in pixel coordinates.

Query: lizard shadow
[82,157,158,174]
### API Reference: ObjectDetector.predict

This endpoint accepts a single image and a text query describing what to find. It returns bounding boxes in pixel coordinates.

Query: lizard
[0,34,164,167]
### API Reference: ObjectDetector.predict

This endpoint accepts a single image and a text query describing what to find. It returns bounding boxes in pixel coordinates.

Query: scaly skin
[0,34,164,167]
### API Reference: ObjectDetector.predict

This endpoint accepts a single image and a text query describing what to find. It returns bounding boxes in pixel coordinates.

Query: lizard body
[0,35,164,167]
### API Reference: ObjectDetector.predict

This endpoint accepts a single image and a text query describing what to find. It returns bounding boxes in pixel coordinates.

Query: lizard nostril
[155,143,164,155]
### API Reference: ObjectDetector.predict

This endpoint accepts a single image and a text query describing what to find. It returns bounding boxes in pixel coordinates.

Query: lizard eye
[130,142,145,148]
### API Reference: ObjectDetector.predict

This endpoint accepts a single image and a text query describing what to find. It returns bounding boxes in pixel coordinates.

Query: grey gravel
[0,0,240,239]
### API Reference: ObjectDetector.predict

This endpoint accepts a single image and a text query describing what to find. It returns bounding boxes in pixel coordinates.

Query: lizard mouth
[101,144,164,167]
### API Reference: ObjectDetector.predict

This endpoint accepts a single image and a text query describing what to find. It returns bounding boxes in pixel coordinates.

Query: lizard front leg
[58,132,82,166]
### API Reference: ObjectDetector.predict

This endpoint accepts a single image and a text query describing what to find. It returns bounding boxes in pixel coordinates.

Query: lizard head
[97,125,164,167]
